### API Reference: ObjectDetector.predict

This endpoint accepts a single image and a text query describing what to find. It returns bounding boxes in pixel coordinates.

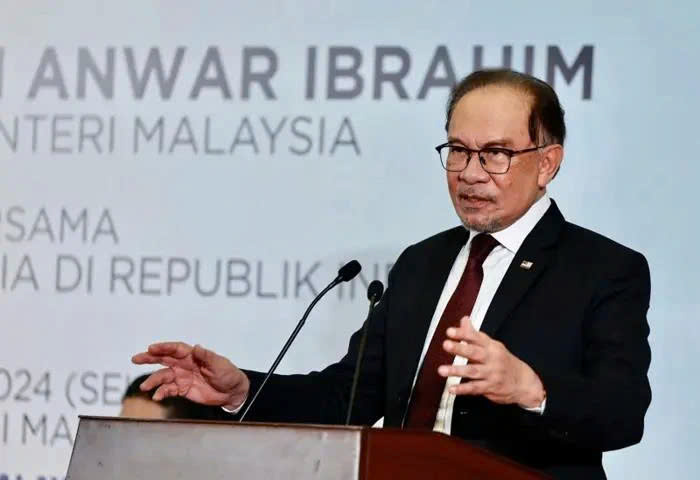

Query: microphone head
[367,280,384,302]
[338,260,361,282]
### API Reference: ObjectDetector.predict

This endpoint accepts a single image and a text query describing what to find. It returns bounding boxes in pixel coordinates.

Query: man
[133,69,651,479]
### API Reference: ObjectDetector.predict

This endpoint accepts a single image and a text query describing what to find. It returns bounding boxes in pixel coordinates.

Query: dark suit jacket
[223,201,652,479]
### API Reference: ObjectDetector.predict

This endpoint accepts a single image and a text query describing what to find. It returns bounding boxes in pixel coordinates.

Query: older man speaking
[133,69,651,479]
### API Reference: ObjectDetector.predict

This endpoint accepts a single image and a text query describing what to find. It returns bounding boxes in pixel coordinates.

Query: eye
[482,147,510,158]
[483,147,508,154]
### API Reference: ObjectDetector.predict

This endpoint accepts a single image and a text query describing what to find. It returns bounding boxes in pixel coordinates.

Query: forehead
[448,85,532,145]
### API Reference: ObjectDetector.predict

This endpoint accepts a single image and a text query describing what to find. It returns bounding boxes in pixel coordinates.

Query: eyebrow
[481,138,515,148]
[447,136,515,148]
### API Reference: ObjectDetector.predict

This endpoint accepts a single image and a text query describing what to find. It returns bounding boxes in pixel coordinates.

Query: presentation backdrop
[1,1,698,478]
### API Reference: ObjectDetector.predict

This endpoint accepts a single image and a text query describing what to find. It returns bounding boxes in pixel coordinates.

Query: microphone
[338,260,362,282]
[345,279,384,425]
[239,260,362,422]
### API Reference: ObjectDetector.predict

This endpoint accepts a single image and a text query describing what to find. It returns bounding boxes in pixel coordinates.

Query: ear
[536,144,564,187]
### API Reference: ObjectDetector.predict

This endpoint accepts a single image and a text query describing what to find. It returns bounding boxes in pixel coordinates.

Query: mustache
[457,189,495,202]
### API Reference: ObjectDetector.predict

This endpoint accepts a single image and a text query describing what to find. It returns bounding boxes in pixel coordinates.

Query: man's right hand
[131,342,250,411]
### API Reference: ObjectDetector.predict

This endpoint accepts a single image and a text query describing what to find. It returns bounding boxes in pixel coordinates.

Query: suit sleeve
[524,250,652,451]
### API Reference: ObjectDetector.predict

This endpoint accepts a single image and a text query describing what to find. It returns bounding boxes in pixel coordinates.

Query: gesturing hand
[131,342,249,410]
[438,316,546,409]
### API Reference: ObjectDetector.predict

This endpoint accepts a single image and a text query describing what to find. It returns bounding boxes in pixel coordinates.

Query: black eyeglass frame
[435,142,549,174]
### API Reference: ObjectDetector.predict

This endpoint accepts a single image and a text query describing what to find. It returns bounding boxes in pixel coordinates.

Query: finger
[444,316,472,340]
[449,380,489,396]
[459,315,483,339]
[438,363,485,380]
[139,367,175,392]
[461,316,493,345]
[132,352,175,365]
[152,382,179,401]
[470,324,494,346]
[442,340,487,363]
[131,352,156,364]
[446,317,488,347]
[132,353,180,370]
[147,341,193,359]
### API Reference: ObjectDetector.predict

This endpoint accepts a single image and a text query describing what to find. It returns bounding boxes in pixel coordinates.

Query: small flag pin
[520,260,533,270]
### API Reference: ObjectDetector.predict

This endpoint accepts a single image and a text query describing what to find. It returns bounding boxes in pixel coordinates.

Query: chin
[460,214,502,233]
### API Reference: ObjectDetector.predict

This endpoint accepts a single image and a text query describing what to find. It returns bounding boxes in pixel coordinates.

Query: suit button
[459,409,470,416]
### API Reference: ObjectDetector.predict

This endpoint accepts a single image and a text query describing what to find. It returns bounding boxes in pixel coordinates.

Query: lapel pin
[519,260,533,270]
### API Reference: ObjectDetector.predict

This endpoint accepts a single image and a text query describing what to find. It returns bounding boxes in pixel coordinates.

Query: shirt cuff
[523,396,547,415]
[221,395,247,415]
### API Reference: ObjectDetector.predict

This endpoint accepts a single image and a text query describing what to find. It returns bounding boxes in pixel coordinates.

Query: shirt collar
[467,192,551,254]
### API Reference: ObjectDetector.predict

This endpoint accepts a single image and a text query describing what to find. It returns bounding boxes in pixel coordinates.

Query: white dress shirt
[411,193,551,434]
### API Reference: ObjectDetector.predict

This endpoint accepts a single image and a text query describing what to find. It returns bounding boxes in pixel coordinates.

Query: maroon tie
[404,233,500,430]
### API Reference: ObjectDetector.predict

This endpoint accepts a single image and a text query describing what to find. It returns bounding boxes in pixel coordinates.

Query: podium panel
[66,416,549,479]
[66,417,361,479]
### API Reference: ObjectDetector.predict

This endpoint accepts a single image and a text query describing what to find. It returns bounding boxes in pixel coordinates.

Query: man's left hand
[438,315,546,409]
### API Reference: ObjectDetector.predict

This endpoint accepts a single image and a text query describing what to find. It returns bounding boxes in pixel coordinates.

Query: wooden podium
[66,416,549,479]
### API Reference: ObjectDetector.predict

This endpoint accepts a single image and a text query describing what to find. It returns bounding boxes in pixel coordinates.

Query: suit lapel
[479,201,565,337]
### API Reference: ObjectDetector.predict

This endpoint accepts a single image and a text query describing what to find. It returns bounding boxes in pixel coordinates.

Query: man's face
[446,85,547,232]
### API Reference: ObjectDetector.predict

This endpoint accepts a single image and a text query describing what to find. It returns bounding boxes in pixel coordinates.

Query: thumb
[192,344,215,373]
[460,315,474,331]
[459,315,481,342]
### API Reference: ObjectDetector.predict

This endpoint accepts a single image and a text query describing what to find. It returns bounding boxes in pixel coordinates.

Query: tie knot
[468,234,499,268]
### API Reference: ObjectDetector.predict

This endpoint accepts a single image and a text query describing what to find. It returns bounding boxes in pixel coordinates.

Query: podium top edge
[77,415,367,431]
[76,415,463,438]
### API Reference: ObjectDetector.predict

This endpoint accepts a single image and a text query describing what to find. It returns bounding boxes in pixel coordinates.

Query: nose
[458,151,490,184]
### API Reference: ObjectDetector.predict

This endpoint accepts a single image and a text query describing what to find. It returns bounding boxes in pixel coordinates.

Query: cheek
[447,173,459,196]
[494,165,536,203]
[491,176,512,204]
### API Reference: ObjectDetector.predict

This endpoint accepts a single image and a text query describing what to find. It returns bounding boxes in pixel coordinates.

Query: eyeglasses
[435,142,548,174]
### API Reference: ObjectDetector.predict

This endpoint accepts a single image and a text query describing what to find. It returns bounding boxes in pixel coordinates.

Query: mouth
[458,193,492,208]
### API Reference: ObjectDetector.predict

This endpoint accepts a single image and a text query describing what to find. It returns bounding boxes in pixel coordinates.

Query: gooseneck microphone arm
[239,260,361,422]
[345,280,384,425]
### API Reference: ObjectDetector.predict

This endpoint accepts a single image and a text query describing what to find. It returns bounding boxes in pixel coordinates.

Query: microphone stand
[345,281,383,425]
[239,260,361,422]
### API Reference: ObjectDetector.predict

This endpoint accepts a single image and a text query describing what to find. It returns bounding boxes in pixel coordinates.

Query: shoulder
[559,221,649,279]
[561,221,641,256]
[406,226,467,252]
[389,226,466,275]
